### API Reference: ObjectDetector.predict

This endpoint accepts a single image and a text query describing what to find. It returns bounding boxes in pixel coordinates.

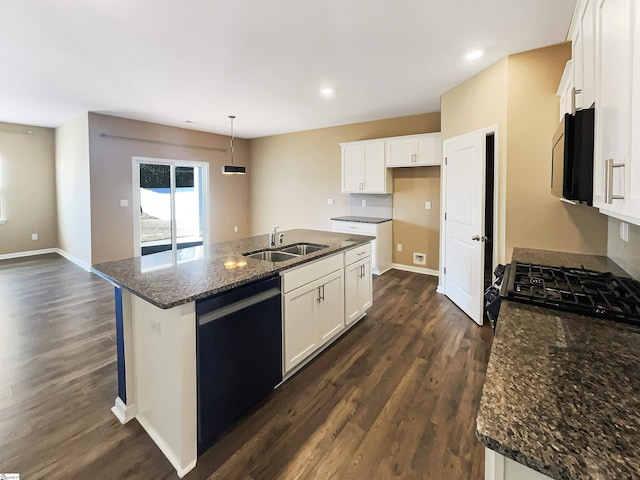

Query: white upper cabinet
[557,60,575,119]
[340,140,392,194]
[386,133,442,167]
[592,0,640,224]
[570,0,597,109]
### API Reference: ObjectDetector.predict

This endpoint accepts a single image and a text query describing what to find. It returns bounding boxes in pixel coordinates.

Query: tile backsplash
[350,194,393,218]
[608,217,640,280]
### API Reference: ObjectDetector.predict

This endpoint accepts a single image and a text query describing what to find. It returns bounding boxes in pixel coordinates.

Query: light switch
[234,226,238,233]
[120,199,129,207]
[397,243,403,252]
[425,201,432,210]
[361,200,367,207]
[327,198,334,206]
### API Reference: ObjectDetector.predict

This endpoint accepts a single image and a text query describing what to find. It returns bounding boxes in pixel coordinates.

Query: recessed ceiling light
[465,50,483,61]
[320,87,334,96]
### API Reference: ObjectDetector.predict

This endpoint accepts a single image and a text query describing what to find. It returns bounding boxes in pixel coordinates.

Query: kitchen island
[477,248,640,479]
[93,229,374,477]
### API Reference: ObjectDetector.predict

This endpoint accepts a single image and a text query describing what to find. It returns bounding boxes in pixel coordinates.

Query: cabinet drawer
[282,254,343,293]
[344,243,372,266]
[330,220,377,235]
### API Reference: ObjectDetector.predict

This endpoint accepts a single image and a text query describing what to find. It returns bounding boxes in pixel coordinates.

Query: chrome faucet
[278,232,285,246]
[269,226,279,247]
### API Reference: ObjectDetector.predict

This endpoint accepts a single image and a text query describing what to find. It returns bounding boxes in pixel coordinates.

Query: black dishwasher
[196,275,282,452]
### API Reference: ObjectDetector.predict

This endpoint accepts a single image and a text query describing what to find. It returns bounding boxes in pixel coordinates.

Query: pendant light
[222,115,246,175]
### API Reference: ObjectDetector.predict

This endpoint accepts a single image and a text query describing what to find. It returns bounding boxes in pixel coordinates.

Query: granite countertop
[477,248,640,479]
[330,215,392,224]
[93,229,373,309]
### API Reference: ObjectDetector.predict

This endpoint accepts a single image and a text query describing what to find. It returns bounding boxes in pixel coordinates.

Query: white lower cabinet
[283,256,345,373]
[344,253,373,326]
[282,244,374,375]
[485,449,552,480]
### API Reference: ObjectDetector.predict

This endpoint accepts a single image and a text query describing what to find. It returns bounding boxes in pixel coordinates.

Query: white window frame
[132,156,210,257]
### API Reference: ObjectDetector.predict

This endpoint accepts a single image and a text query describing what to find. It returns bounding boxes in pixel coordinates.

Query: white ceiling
[0,0,576,139]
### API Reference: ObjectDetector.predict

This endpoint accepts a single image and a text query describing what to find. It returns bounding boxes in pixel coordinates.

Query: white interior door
[443,131,486,325]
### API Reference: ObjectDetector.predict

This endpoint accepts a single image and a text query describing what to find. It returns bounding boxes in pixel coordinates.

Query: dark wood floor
[0,254,493,480]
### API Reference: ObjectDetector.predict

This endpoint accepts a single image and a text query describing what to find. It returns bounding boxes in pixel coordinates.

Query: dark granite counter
[330,215,392,224]
[477,248,640,479]
[93,229,373,309]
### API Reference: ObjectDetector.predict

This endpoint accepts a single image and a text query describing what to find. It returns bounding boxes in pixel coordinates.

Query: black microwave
[551,107,595,205]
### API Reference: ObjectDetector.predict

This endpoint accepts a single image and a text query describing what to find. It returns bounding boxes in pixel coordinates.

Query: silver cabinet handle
[605,158,626,204]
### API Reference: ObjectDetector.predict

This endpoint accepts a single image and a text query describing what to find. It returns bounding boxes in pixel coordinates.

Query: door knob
[472,235,488,242]
[471,235,480,241]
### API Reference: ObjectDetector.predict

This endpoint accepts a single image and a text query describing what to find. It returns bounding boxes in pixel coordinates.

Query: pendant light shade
[222,115,246,175]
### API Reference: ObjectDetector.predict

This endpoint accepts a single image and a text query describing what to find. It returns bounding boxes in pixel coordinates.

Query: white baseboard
[392,263,439,277]
[111,397,136,424]
[136,413,197,478]
[0,247,58,261]
[0,247,93,272]
[436,285,445,294]
[55,248,92,272]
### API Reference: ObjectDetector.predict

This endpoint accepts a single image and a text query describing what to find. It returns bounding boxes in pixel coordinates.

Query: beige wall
[441,44,607,264]
[392,167,440,270]
[441,59,509,263]
[56,114,92,266]
[505,44,607,258]
[608,217,640,279]
[88,113,251,264]
[0,122,58,255]
[249,113,441,269]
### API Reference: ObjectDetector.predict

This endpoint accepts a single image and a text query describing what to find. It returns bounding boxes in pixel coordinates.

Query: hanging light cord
[229,115,236,166]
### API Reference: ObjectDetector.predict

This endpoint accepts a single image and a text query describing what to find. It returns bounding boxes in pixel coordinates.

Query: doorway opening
[484,133,495,291]
[133,158,209,256]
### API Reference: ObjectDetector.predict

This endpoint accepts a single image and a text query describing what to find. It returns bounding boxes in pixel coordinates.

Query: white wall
[55,114,92,267]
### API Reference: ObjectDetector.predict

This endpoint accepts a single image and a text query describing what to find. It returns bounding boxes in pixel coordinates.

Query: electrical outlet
[327,198,334,206]
[397,243,403,252]
[120,199,129,207]
[361,199,367,207]
[620,221,629,242]
[413,252,426,265]
[234,226,238,233]
[425,201,432,210]
[32,233,38,240]
[150,318,161,335]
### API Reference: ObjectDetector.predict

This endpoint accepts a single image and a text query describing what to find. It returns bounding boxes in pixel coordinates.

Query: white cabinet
[570,0,596,109]
[592,0,640,225]
[386,133,442,167]
[485,448,553,480]
[331,219,392,275]
[557,60,575,119]
[282,254,345,373]
[340,140,392,194]
[344,251,372,326]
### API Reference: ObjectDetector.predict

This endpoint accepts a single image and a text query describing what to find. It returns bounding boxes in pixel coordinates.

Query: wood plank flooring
[0,255,493,479]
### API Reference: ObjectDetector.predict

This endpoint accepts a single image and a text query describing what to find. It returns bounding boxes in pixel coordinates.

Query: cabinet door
[362,142,387,192]
[283,284,318,372]
[594,0,632,210]
[386,138,416,166]
[415,134,442,166]
[345,258,373,326]
[316,271,345,343]
[342,144,364,192]
[579,0,596,108]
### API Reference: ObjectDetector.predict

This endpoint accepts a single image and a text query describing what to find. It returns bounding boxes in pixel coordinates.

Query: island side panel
[131,295,197,478]
[111,287,136,423]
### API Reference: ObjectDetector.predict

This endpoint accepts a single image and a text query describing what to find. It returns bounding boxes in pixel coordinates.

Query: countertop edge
[95,237,373,309]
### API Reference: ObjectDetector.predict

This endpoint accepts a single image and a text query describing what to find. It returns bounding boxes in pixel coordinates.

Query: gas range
[502,261,640,326]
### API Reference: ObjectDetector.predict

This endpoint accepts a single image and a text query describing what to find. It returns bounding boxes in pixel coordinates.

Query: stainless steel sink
[244,250,299,262]
[279,243,328,255]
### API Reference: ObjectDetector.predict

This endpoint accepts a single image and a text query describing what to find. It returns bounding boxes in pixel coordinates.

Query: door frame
[132,156,210,257]
[437,126,501,301]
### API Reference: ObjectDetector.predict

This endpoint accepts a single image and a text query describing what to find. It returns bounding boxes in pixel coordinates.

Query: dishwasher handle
[198,288,281,326]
